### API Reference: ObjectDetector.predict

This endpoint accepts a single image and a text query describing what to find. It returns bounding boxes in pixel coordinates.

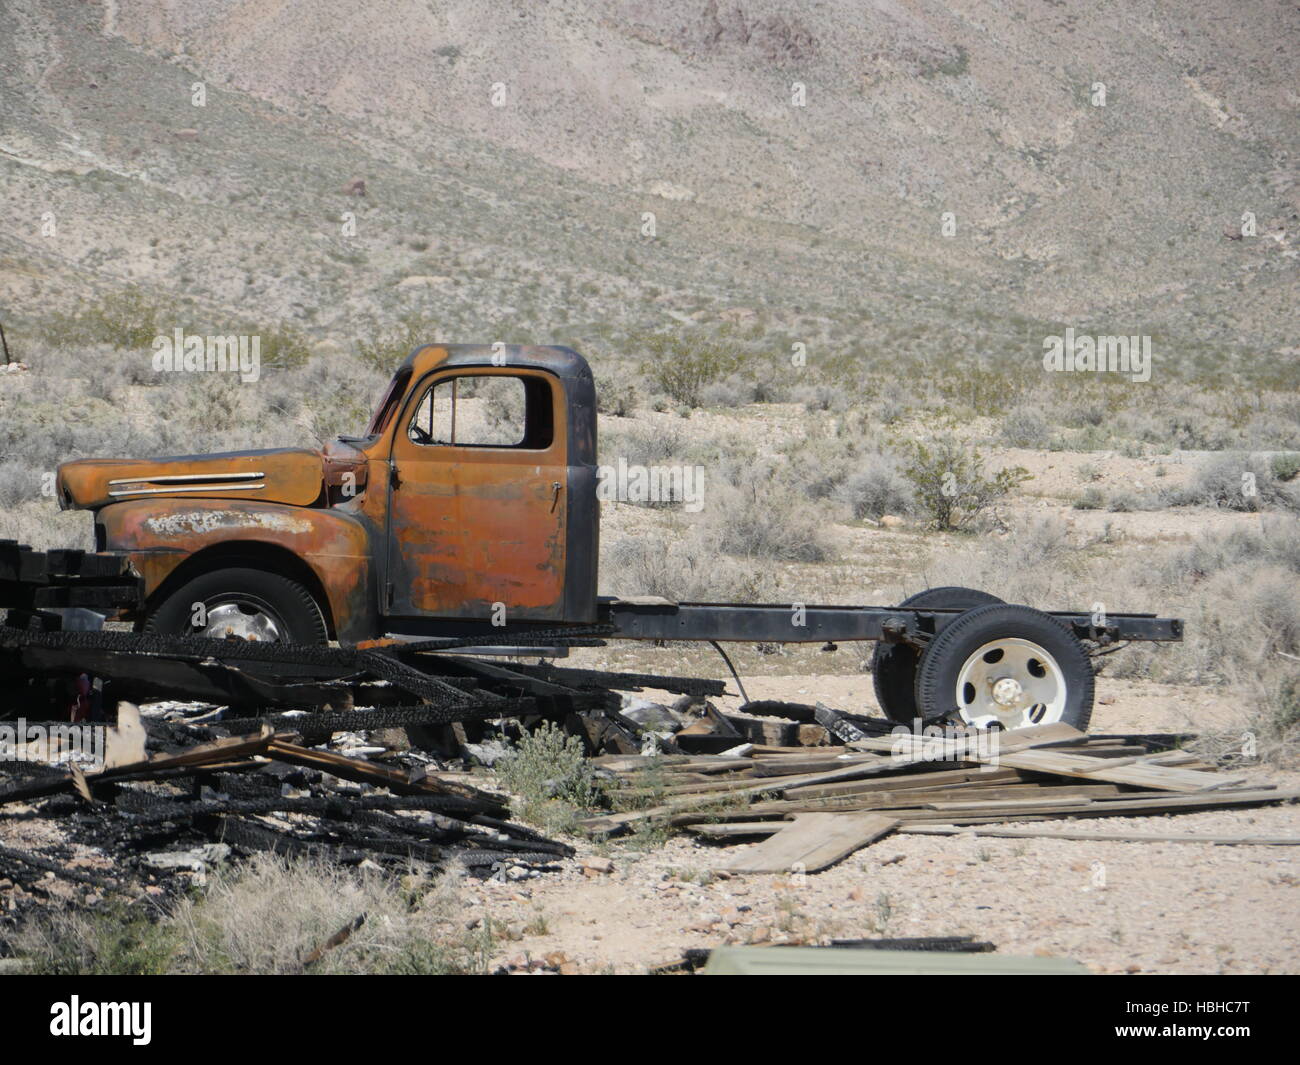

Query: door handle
[550,481,562,512]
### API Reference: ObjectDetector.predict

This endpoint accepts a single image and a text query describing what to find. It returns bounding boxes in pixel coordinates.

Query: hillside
[0,0,1296,373]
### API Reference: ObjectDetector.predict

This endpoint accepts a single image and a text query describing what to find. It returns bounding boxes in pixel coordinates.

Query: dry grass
[3,854,488,975]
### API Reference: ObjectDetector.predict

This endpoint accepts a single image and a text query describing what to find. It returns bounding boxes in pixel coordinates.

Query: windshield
[363,368,412,437]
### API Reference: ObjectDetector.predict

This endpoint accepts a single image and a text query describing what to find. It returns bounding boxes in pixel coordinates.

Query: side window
[407,374,552,449]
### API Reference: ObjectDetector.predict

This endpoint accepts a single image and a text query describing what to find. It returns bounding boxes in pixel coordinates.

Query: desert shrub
[0,460,43,508]
[1271,453,1300,482]
[602,525,776,602]
[636,330,745,408]
[700,374,757,408]
[838,453,915,519]
[1074,487,1104,510]
[355,311,438,374]
[785,449,853,502]
[1181,453,1296,512]
[876,398,906,424]
[4,902,177,975]
[257,324,312,372]
[708,478,834,562]
[920,516,1081,607]
[1187,671,1300,769]
[42,286,162,350]
[795,385,847,413]
[167,855,482,974]
[1164,412,1235,452]
[595,375,638,416]
[496,722,604,834]
[903,439,1029,531]
[483,377,527,434]
[1095,517,1300,687]
[1156,516,1300,583]
[599,420,691,470]
[998,407,1051,448]
[1268,672,1300,738]
[180,375,245,437]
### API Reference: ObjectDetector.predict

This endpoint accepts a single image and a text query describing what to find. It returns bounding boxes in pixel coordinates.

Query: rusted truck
[50,345,1182,730]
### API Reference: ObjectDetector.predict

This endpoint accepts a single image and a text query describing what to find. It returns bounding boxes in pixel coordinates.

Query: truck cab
[56,345,600,645]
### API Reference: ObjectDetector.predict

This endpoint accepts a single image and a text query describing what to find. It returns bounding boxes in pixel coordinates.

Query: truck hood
[57,443,368,511]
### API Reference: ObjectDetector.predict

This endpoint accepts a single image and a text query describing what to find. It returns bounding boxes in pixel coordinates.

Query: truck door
[384,369,569,622]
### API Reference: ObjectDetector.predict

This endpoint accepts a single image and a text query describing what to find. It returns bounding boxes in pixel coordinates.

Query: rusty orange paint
[58,449,328,509]
[54,344,597,642]
[384,363,569,620]
[95,498,377,642]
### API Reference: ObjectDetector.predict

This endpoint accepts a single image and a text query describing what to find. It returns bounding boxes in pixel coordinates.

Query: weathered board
[723,812,898,874]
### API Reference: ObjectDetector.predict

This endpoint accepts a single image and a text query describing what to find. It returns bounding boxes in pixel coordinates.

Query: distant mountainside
[1,0,1296,371]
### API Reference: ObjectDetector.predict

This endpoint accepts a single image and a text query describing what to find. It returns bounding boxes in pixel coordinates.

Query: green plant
[596,378,638,417]
[1271,453,1300,483]
[636,330,745,408]
[903,439,1029,530]
[258,324,313,372]
[5,902,177,975]
[41,286,162,349]
[495,722,605,834]
[1074,486,1104,510]
[838,454,915,520]
[709,479,835,562]
[355,311,438,374]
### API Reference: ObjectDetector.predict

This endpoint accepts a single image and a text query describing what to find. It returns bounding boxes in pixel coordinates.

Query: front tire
[144,566,328,646]
[914,603,1094,731]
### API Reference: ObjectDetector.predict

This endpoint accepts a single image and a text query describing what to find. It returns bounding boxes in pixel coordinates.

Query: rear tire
[144,566,328,646]
[914,603,1094,731]
[871,587,1003,723]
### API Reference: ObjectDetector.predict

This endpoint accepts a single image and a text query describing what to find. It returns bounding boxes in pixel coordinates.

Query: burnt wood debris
[1,608,1296,904]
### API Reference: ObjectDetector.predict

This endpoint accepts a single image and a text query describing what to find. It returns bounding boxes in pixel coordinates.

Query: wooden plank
[577,758,897,836]
[103,726,275,776]
[902,824,1300,846]
[690,821,787,838]
[855,726,1242,793]
[580,725,1087,837]
[750,753,880,777]
[724,813,898,874]
[893,788,1300,824]
[997,749,1245,792]
[266,740,498,804]
[0,727,277,807]
[745,783,1121,815]
[748,744,851,756]
[926,796,1096,812]
[785,766,1021,799]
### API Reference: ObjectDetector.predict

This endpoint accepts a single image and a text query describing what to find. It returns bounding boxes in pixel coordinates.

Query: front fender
[98,499,378,644]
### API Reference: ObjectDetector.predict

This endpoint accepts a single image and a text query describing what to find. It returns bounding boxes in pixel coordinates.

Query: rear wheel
[871,586,1003,723]
[143,566,328,646]
[914,603,1094,731]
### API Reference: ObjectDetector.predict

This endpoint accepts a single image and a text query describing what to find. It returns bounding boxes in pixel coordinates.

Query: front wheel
[914,603,1094,732]
[143,566,328,645]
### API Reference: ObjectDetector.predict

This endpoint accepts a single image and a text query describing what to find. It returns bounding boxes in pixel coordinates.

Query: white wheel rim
[200,601,284,642]
[954,637,1067,730]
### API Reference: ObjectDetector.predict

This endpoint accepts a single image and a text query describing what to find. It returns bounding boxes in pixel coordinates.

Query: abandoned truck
[46,344,1182,731]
